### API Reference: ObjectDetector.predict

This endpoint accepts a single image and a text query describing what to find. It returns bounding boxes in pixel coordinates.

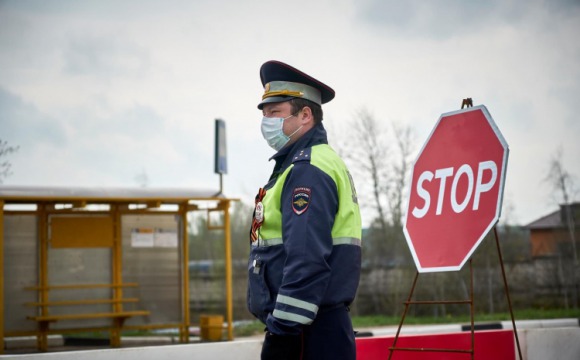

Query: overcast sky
[1,0,579,226]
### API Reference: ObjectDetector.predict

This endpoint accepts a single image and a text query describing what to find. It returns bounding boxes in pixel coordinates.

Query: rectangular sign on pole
[214,119,227,175]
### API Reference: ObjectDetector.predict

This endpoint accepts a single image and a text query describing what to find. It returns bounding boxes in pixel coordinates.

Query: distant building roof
[525,209,562,229]
[525,202,580,230]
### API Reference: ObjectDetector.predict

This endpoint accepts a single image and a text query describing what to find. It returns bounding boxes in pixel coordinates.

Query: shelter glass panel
[4,215,38,333]
[47,244,112,329]
[122,214,181,326]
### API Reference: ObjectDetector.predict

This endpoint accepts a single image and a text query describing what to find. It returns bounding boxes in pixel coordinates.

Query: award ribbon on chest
[250,188,267,244]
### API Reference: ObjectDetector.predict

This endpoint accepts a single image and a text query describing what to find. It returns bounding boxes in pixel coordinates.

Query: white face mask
[260,114,303,151]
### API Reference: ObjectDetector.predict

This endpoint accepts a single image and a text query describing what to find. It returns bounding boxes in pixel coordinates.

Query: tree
[339,108,416,261]
[545,147,578,265]
[388,123,416,230]
[544,147,578,308]
[340,109,416,230]
[346,108,390,235]
[0,139,19,184]
[334,108,417,315]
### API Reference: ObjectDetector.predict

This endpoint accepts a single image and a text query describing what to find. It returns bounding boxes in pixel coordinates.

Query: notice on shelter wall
[131,228,155,247]
[131,228,178,248]
[154,229,178,248]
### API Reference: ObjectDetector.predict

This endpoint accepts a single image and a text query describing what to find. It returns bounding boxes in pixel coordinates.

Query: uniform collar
[269,123,328,176]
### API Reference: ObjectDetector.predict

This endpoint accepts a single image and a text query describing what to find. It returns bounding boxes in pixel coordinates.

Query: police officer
[248,60,362,360]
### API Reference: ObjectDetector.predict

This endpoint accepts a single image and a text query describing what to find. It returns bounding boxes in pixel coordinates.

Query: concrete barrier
[1,340,263,360]
[501,317,579,330]
[518,327,580,360]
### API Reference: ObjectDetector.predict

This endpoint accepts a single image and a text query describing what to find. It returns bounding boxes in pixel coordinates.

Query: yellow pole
[112,205,123,312]
[0,200,4,354]
[38,203,48,351]
[223,200,234,340]
[111,205,123,347]
[181,203,190,343]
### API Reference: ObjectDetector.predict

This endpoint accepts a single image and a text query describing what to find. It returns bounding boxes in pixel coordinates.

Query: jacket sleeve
[265,160,338,335]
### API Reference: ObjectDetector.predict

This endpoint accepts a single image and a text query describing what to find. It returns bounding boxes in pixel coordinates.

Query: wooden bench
[26,283,150,351]
[27,310,151,323]
[25,282,140,291]
[25,298,140,307]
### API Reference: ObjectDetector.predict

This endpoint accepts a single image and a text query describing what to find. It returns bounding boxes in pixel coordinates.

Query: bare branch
[387,123,416,229]
[0,139,20,184]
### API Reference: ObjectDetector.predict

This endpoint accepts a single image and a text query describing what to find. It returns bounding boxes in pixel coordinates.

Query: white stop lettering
[411,160,497,218]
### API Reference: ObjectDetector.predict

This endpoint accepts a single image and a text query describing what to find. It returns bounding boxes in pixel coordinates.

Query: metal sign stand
[387,226,524,360]
[493,227,524,360]
[387,260,476,359]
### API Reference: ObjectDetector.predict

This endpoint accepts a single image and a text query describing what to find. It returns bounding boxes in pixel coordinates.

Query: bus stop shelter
[0,185,237,353]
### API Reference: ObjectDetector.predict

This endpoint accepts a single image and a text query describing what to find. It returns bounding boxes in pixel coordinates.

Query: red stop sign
[403,105,509,272]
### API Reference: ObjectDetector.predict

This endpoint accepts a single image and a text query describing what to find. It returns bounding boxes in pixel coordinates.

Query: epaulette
[292,147,312,163]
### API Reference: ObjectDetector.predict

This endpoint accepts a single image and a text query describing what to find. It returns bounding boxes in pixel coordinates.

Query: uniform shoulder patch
[291,147,312,163]
[292,187,311,215]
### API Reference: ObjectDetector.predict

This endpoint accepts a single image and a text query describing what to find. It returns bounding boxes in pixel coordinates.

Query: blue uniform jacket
[248,124,362,336]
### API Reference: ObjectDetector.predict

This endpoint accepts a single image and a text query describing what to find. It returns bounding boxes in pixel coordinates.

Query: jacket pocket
[247,257,271,323]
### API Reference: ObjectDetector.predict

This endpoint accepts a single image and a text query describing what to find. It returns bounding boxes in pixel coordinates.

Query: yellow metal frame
[222,200,234,340]
[203,200,234,340]
[38,204,49,351]
[0,188,238,353]
[180,203,190,343]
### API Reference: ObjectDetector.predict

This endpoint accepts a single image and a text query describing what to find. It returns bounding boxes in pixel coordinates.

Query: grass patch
[234,321,266,337]
[352,308,580,328]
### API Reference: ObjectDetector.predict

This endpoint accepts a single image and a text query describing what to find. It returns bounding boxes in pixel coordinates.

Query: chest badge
[251,188,267,244]
[255,202,264,223]
[292,187,311,215]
